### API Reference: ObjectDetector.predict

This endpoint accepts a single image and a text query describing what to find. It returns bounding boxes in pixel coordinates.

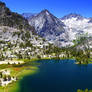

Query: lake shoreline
[0,58,40,92]
[0,66,39,92]
[0,57,92,92]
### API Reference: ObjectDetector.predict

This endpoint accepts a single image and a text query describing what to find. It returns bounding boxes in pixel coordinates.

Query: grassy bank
[0,58,40,92]
[0,66,39,92]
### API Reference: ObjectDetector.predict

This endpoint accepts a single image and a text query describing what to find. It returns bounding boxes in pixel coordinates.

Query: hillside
[0,2,55,60]
[0,1,32,31]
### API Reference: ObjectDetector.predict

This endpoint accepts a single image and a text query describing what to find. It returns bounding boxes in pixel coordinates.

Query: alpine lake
[15,59,92,92]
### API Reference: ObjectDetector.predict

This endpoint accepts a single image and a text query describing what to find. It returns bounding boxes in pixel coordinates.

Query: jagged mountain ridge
[29,9,65,36]
[27,11,92,47]
[28,9,71,47]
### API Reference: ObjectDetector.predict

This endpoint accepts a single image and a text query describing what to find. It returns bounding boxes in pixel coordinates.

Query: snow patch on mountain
[61,14,92,42]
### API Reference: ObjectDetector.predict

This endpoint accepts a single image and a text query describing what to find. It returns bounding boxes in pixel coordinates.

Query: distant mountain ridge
[22,13,37,19]
[61,13,84,20]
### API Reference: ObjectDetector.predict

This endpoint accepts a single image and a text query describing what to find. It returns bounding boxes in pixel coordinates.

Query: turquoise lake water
[19,59,92,92]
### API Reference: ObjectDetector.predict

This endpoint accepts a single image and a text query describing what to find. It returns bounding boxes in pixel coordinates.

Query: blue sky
[1,0,92,18]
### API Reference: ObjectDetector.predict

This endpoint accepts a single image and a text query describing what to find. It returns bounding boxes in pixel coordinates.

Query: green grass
[77,89,92,92]
[7,66,39,92]
[0,66,39,92]
[0,58,40,92]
